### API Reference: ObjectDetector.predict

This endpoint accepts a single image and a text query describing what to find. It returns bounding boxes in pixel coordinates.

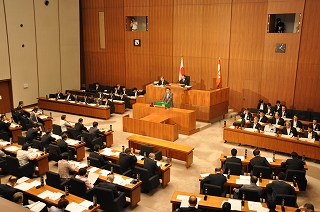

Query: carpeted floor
[1,108,319,212]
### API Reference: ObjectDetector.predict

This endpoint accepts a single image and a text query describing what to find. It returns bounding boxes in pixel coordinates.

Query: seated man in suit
[290,115,303,129]
[0,114,11,136]
[178,195,202,212]
[264,119,276,133]
[162,88,173,107]
[89,145,110,166]
[114,86,121,95]
[15,106,28,121]
[94,91,105,100]
[157,76,169,86]
[265,103,275,116]
[274,100,282,113]
[40,129,56,151]
[60,115,71,133]
[122,87,129,96]
[29,107,44,131]
[128,88,144,97]
[0,176,18,201]
[257,110,268,123]
[272,112,284,126]
[279,105,290,118]
[143,152,162,178]
[119,148,137,173]
[58,152,75,180]
[89,121,102,139]
[266,172,295,202]
[179,74,190,86]
[116,93,131,109]
[223,148,243,174]
[57,133,75,160]
[16,144,38,177]
[248,149,270,173]
[248,117,261,130]
[94,83,101,92]
[65,91,75,101]
[55,89,65,99]
[233,176,262,199]
[282,121,298,137]
[202,168,227,197]
[304,124,319,140]
[26,124,41,143]
[257,99,266,111]
[240,108,252,122]
[75,118,88,136]
[95,174,120,198]
[281,151,305,171]
[312,118,320,131]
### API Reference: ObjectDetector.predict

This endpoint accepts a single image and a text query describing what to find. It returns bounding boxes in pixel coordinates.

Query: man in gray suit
[233,175,262,198]
[162,88,173,107]
[29,107,43,131]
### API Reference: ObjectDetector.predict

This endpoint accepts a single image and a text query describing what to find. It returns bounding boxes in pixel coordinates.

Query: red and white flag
[216,57,222,89]
[179,56,185,81]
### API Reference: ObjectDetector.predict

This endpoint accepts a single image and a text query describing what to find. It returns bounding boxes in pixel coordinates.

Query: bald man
[178,195,202,212]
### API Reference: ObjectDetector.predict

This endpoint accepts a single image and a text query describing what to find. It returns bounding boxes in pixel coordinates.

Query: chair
[238,188,260,202]
[49,94,56,98]
[249,108,259,114]
[18,136,28,146]
[252,165,272,179]
[87,156,102,168]
[68,177,93,200]
[286,169,307,191]
[300,110,312,121]
[134,166,160,193]
[140,144,162,161]
[6,155,34,178]
[67,128,78,139]
[202,183,224,197]
[81,132,95,151]
[20,117,33,131]
[45,170,69,190]
[92,137,104,149]
[0,158,7,174]
[224,162,243,175]
[52,124,62,135]
[93,187,126,212]
[48,144,62,162]
[32,139,44,151]
[275,194,297,207]
[12,112,20,124]
[104,163,122,174]
[0,132,10,141]
[311,112,320,122]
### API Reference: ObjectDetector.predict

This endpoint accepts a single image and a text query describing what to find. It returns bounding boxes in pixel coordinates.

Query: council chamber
[0,0,319,212]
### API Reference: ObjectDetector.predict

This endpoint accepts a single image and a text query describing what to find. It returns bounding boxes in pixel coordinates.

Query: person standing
[130,18,138,31]
[162,88,173,107]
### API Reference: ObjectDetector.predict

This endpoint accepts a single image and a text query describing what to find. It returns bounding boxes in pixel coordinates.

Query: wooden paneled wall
[0,80,12,113]
[81,0,320,112]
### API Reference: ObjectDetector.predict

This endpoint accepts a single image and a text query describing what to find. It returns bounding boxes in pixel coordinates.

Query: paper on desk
[281,134,293,138]
[99,169,111,176]
[30,180,41,187]
[38,190,52,199]
[17,176,30,184]
[0,141,10,146]
[177,195,201,208]
[236,179,250,185]
[49,192,64,201]
[88,103,97,107]
[263,132,276,136]
[113,100,125,103]
[38,115,48,119]
[88,172,99,185]
[80,200,93,208]
[248,201,267,211]
[27,201,47,212]
[266,158,274,163]
[229,126,235,129]
[66,202,87,212]
[10,123,19,128]
[51,134,61,140]
[66,139,80,146]
[15,182,34,191]
[100,148,112,156]
[299,138,315,143]
[200,173,210,178]
[88,167,99,173]
[136,155,144,160]
[221,199,241,211]
[283,118,292,121]
[227,156,245,161]
[243,128,256,132]
[239,175,250,180]
[69,161,87,169]
[113,175,132,186]
[5,146,20,152]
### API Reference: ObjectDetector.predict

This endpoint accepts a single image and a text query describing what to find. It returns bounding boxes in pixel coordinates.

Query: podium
[155,101,170,107]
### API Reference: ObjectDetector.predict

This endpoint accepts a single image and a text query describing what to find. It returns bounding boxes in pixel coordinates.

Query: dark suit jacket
[41,134,56,149]
[178,207,202,212]
[202,173,227,190]
[290,120,302,129]
[115,96,130,108]
[89,127,99,139]
[240,112,252,121]
[249,156,270,172]
[26,128,40,142]
[265,107,275,116]
[282,127,298,137]
[272,117,284,126]
[225,156,242,165]
[96,182,119,197]
[304,131,319,140]
[89,152,108,166]
[57,139,69,153]
[179,78,190,86]
[258,116,268,123]
[65,94,75,101]
[143,157,160,178]
[0,120,10,133]
[312,123,320,131]
[119,153,137,172]
[157,79,169,86]
[248,122,261,130]
[56,93,65,99]
[75,123,87,136]
[274,104,282,113]
[281,158,305,170]
[279,110,291,118]
[0,184,17,201]
[266,181,295,201]
[257,103,267,111]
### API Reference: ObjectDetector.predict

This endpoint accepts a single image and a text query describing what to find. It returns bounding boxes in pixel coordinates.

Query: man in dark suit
[96,174,120,198]
[233,176,262,199]
[157,76,169,86]
[26,124,41,143]
[121,87,129,96]
[65,92,75,101]
[94,83,102,92]
[40,129,56,150]
[248,149,270,172]
[89,121,101,139]
[304,125,319,140]
[272,112,284,126]
[282,121,298,137]
[248,117,261,130]
[89,145,109,166]
[75,118,88,136]
[265,103,275,116]
[162,88,173,107]
[274,100,282,113]
[202,168,227,196]
[312,119,320,131]
[178,195,202,212]
[15,106,28,121]
[119,148,137,173]
[266,172,295,202]
[143,153,161,178]
[281,151,305,171]
[116,93,131,109]
[279,105,290,118]
[0,176,18,201]
[179,74,190,86]
[56,133,70,153]
[223,148,243,174]
[290,115,303,129]
[257,99,267,111]
[55,89,65,99]
[0,114,11,135]
[257,110,268,123]
[240,108,252,122]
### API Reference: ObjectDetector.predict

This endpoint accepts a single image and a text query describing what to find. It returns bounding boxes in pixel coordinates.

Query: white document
[80,200,93,208]
[281,134,293,138]
[49,192,64,201]
[88,103,97,107]
[69,161,87,169]
[229,126,235,129]
[66,202,84,212]
[15,182,34,191]
[200,173,210,178]
[65,139,80,146]
[236,179,250,185]
[221,199,241,211]
[10,123,19,128]
[87,167,99,173]
[27,201,47,212]
[113,100,125,103]
[51,134,61,140]
[30,180,41,187]
[263,132,276,136]
[0,141,10,146]
[88,172,99,185]
[248,201,267,211]
[136,155,144,160]
[38,115,48,119]
[299,138,315,143]
[113,175,131,186]
[266,158,274,163]
[239,175,250,180]
[38,190,53,199]
[243,128,256,132]
[17,176,30,184]
[99,169,111,176]
[5,146,20,152]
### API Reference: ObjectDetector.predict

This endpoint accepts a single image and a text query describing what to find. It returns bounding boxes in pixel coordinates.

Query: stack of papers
[299,138,315,143]
[200,173,210,178]
[87,167,99,173]
[66,139,80,146]
[69,161,87,169]
[263,132,276,136]
[0,141,10,146]
[176,195,201,208]
[15,182,39,191]
[88,103,97,107]
[229,126,235,129]
[266,158,274,163]
[5,146,20,152]
[136,155,144,160]
[113,100,124,103]
[221,199,241,211]
[113,175,132,186]
[26,201,47,212]
[39,115,48,119]
[99,169,111,176]
[38,190,63,201]
[248,201,268,211]
[281,134,293,138]
[17,177,30,184]
[10,123,19,128]
[51,134,61,140]
[88,172,99,185]
[100,148,113,156]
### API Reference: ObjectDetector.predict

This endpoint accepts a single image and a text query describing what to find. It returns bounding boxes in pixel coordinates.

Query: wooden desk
[146,84,229,122]
[22,180,99,211]
[98,148,172,187]
[9,124,22,143]
[0,197,33,211]
[53,138,86,162]
[113,101,126,114]
[171,191,298,212]
[38,97,111,120]
[2,144,49,175]
[223,127,320,160]
[132,103,198,135]
[23,107,53,130]
[127,135,194,168]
